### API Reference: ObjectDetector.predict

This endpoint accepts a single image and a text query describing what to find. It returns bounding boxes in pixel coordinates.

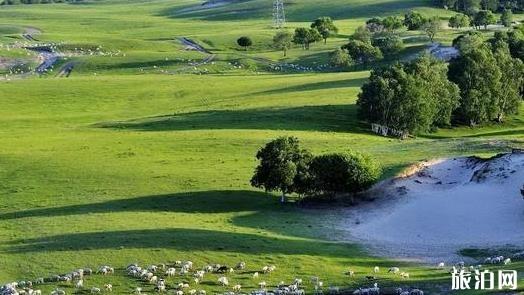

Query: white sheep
[504,258,511,265]
[187,290,196,295]
[252,272,259,279]
[235,262,246,270]
[75,280,83,289]
[258,282,266,289]
[217,277,229,287]
[400,272,410,279]
[90,288,101,294]
[135,288,142,295]
[197,291,205,295]
[437,262,445,269]
[388,267,400,274]
[104,284,112,292]
[166,268,176,277]
[232,285,241,292]
[373,266,379,273]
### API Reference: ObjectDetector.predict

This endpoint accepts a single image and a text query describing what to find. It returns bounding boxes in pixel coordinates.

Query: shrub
[309,152,381,200]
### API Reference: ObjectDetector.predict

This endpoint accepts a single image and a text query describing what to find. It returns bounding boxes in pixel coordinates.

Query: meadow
[1,0,524,293]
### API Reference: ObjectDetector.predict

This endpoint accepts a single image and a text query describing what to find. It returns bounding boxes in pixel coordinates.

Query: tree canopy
[311,17,339,44]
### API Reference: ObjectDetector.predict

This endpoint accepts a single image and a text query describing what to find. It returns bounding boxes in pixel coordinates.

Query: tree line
[434,0,524,13]
[250,137,381,203]
[357,29,524,134]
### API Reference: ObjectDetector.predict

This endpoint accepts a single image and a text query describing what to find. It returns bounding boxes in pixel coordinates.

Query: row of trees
[449,9,512,29]
[250,137,381,203]
[434,0,524,13]
[331,13,441,67]
[357,33,524,134]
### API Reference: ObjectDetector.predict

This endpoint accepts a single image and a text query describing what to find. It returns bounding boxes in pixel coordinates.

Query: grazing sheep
[345,270,355,277]
[34,279,44,285]
[187,290,196,295]
[33,291,41,295]
[197,291,206,295]
[90,288,101,294]
[203,265,213,273]
[135,288,142,295]
[400,272,410,279]
[409,289,424,295]
[175,261,182,266]
[104,284,112,292]
[174,291,183,295]
[504,258,511,265]
[75,280,83,289]
[232,285,241,292]
[155,285,166,293]
[252,272,259,279]
[166,268,176,277]
[373,266,379,273]
[258,282,266,289]
[148,265,158,273]
[388,267,400,274]
[294,278,302,286]
[235,262,246,270]
[218,277,229,287]
[193,279,199,285]
[437,262,445,269]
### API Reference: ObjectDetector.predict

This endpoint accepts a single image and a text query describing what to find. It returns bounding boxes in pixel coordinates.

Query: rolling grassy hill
[0,0,523,293]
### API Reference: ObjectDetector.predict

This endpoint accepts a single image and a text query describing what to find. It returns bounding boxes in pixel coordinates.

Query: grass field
[1,0,524,294]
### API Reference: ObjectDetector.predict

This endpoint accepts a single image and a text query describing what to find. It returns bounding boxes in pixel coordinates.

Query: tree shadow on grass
[96,105,368,134]
[0,191,278,220]
[5,228,363,258]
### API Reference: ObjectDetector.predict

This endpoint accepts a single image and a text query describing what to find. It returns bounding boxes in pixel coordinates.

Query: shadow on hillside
[5,227,362,257]
[250,78,367,96]
[0,191,277,220]
[160,0,428,22]
[96,105,367,133]
[420,128,524,140]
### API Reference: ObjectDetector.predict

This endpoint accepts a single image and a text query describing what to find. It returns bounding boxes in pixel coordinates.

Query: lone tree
[250,136,312,203]
[311,16,339,44]
[237,36,253,51]
[423,17,441,42]
[501,9,513,28]
[272,30,293,56]
[308,152,381,202]
[292,27,322,50]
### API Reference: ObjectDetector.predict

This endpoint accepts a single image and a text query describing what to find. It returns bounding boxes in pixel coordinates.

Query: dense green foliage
[404,10,427,30]
[292,27,322,50]
[272,31,293,56]
[342,40,383,64]
[308,152,381,199]
[357,54,460,134]
[237,36,253,51]
[311,17,339,44]
[449,37,524,124]
[449,13,471,28]
[329,48,353,67]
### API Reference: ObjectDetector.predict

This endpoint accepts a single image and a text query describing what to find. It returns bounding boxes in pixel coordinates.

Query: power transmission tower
[273,0,285,28]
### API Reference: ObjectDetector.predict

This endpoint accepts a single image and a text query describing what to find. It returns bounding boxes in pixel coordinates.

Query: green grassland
[1,0,524,293]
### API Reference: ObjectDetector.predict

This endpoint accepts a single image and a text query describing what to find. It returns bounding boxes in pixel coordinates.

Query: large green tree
[292,27,322,50]
[273,30,293,56]
[448,43,502,125]
[404,10,426,30]
[311,17,339,44]
[250,137,312,202]
[357,54,460,133]
[342,40,383,64]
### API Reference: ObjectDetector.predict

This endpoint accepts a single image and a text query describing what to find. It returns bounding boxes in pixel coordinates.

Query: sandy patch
[340,151,524,263]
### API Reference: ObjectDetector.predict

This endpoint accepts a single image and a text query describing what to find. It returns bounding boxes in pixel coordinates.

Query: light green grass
[0,0,524,294]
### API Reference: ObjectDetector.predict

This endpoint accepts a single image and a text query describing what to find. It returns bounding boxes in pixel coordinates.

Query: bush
[342,40,383,64]
[237,36,253,51]
[329,48,353,67]
[309,152,381,200]
[372,32,404,55]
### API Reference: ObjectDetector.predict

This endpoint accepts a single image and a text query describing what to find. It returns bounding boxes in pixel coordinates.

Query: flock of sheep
[0,261,431,295]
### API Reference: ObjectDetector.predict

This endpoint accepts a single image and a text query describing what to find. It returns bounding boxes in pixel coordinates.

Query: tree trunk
[280,192,287,203]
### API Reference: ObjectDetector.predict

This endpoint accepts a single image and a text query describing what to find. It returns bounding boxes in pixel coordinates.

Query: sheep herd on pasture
[0,260,434,295]
[3,254,521,295]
